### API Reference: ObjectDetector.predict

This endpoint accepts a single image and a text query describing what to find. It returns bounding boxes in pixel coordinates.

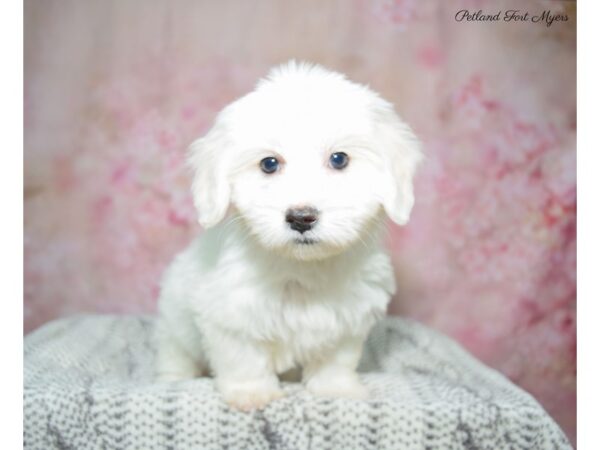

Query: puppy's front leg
[206,328,284,411]
[303,335,368,400]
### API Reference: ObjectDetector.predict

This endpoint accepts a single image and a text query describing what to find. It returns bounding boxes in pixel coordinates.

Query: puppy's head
[189,62,422,260]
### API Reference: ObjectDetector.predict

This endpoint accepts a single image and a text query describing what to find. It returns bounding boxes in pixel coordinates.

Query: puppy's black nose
[285,206,319,233]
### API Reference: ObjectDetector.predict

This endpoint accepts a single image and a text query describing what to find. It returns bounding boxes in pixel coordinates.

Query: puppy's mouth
[293,236,319,245]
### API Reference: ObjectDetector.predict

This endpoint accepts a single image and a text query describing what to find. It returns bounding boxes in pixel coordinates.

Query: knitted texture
[24,315,571,449]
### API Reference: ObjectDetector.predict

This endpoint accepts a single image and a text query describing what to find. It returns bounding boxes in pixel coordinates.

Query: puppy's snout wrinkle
[285,206,319,233]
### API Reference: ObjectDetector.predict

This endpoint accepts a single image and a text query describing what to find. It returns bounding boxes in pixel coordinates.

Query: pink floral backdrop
[24,0,576,444]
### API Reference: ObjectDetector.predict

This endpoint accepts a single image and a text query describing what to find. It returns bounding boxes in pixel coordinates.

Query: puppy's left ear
[187,124,232,228]
[376,107,423,226]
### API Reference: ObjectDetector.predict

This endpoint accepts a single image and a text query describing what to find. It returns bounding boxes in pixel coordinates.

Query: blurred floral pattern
[24,0,576,444]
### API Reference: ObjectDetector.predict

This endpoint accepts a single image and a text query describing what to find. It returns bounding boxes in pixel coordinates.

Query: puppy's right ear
[187,124,231,228]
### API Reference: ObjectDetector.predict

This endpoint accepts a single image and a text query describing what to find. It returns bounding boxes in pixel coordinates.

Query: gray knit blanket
[24,315,571,449]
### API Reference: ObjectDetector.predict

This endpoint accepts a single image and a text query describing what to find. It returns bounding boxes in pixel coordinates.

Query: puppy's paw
[307,373,368,400]
[218,378,285,411]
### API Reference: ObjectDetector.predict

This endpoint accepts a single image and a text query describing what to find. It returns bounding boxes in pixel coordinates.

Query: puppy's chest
[265,278,374,338]
[282,279,312,303]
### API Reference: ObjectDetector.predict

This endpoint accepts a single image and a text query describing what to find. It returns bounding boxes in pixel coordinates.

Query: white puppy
[156,61,422,411]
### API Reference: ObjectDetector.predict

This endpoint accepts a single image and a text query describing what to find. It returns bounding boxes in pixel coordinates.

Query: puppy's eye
[260,157,280,174]
[329,152,349,170]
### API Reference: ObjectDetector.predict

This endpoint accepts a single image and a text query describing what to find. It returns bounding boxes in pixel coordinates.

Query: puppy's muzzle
[285,206,319,234]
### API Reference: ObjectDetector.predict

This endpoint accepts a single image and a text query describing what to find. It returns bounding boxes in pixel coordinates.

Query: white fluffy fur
[156,61,422,410]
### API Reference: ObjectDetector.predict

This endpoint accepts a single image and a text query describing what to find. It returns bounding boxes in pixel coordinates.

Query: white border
[1,1,23,448]
[578,0,598,448]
